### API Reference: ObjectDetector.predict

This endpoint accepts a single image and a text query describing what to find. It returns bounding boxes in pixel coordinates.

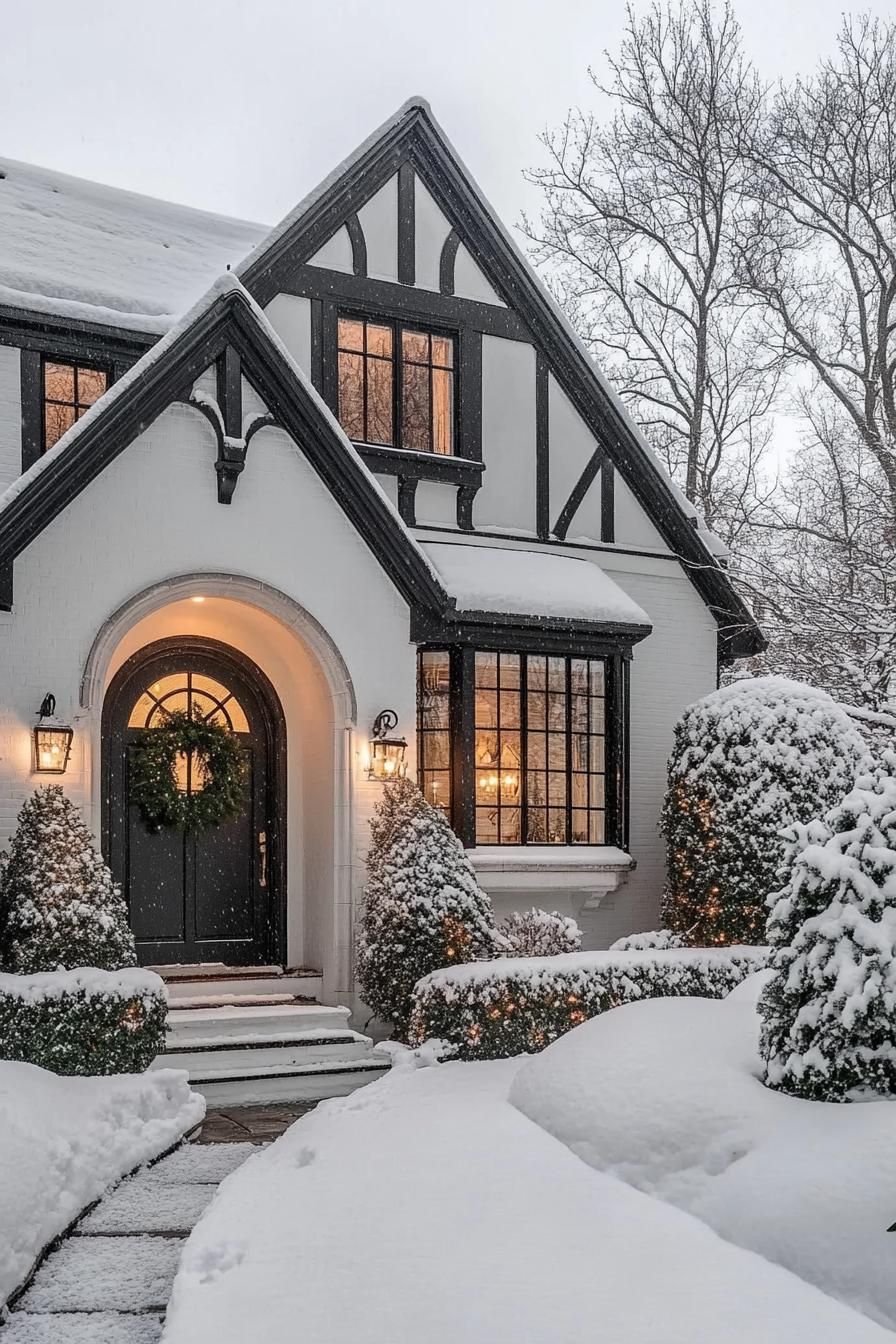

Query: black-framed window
[337,314,456,455]
[42,357,109,452]
[417,647,626,847]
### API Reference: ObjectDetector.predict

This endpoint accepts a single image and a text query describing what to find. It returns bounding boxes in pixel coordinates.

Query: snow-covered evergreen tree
[660,677,869,945]
[357,779,498,1039]
[0,786,137,974]
[499,908,581,957]
[759,752,896,1100]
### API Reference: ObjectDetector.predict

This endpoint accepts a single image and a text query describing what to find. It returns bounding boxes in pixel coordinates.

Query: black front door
[104,639,284,967]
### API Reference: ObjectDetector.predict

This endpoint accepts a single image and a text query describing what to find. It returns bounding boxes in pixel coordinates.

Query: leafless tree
[523,0,777,543]
[735,16,896,711]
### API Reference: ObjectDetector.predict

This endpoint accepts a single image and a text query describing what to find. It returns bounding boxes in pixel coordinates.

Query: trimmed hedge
[409,945,768,1060]
[0,967,167,1075]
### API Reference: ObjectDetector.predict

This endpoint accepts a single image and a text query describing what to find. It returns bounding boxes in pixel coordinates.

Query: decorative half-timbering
[0,99,761,1047]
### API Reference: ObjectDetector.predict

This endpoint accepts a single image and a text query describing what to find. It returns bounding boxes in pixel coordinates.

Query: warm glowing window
[337,315,455,455]
[127,672,249,733]
[417,650,611,846]
[43,358,108,452]
[418,650,452,818]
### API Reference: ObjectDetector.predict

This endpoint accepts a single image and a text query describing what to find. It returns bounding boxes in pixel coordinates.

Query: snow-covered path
[2,1142,257,1342]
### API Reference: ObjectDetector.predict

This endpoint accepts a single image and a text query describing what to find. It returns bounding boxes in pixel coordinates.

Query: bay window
[417,647,628,848]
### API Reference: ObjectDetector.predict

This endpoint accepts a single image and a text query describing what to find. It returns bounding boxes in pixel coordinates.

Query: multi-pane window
[416,649,612,846]
[474,653,606,845]
[43,359,108,452]
[337,315,455,455]
[418,650,452,817]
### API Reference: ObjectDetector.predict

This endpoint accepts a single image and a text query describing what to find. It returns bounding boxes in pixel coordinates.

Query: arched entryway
[103,636,286,967]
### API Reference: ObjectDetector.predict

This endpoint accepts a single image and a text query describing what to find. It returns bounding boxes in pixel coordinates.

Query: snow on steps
[157,964,323,1004]
[156,997,390,1105]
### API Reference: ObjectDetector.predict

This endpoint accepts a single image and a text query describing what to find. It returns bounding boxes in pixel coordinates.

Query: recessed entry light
[191,596,206,604]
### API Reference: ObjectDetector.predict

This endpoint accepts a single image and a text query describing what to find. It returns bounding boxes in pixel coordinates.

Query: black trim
[412,606,650,658]
[236,100,761,658]
[0,562,11,611]
[601,460,616,544]
[397,164,415,285]
[282,264,530,342]
[310,298,324,390]
[439,229,461,295]
[20,348,42,472]
[345,213,368,278]
[357,442,483,485]
[0,286,449,617]
[457,328,482,464]
[0,306,154,363]
[535,353,550,541]
[554,447,605,542]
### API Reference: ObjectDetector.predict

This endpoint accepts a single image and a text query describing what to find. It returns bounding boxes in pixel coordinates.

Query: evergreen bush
[609,929,686,952]
[760,752,896,1100]
[499,908,582,957]
[0,786,137,974]
[660,677,868,945]
[357,778,499,1039]
[0,967,167,1076]
[410,945,768,1060]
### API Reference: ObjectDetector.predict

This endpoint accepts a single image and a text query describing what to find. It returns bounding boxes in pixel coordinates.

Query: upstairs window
[43,358,108,451]
[337,315,455,455]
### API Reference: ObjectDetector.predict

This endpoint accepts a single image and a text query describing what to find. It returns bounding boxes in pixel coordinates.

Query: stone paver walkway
[2,1105,315,1343]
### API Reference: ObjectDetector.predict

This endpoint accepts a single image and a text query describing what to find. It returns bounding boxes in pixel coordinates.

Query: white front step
[165,973,322,1003]
[158,1029,374,1075]
[167,1002,351,1044]
[186,1056,390,1106]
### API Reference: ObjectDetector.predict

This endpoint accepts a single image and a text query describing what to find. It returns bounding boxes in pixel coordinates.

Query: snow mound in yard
[0,1061,204,1306]
[510,974,896,1330]
[162,1058,893,1344]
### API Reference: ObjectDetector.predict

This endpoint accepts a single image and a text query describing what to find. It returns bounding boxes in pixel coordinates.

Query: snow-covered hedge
[609,928,686,952]
[409,946,768,1060]
[0,967,167,1076]
[660,676,869,945]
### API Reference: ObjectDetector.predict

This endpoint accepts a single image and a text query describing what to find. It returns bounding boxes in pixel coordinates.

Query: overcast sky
[1,0,891,234]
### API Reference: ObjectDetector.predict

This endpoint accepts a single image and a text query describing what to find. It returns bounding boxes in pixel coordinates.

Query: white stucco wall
[307,224,353,274]
[358,177,399,284]
[0,344,21,493]
[414,176,451,293]
[476,335,537,532]
[0,403,418,998]
[264,294,313,376]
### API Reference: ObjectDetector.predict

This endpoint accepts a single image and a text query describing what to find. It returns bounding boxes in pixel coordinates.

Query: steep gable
[234,98,762,659]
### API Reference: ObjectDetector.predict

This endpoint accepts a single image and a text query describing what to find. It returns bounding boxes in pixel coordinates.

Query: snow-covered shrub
[0,967,167,1075]
[409,945,768,1060]
[499,908,581,958]
[356,778,499,1040]
[660,677,869,946]
[609,928,686,952]
[0,786,137,973]
[760,752,896,1100]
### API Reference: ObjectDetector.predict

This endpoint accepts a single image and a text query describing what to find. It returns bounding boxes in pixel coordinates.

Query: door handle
[258,830,268,888]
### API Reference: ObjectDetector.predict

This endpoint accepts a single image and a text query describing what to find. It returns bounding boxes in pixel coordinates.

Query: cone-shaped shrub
[660,677,869,945]
[759,752,896,1100]
[357,778,498,1039]
[0,786,137,973]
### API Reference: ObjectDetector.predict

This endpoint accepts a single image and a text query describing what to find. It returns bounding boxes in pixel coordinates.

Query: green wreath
[130,711,247,833]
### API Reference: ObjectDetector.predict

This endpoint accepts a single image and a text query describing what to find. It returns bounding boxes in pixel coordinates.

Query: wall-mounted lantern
[367,710,407,782]
[33,693,74,775]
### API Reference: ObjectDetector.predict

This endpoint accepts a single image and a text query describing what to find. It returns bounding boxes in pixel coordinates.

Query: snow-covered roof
[0,157,267,333]
[422,541,651,628]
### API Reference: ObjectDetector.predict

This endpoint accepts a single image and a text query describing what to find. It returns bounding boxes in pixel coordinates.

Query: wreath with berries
[130,711,247,832]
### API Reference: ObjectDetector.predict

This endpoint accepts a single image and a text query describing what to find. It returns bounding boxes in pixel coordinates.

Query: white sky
[1,0,890,231]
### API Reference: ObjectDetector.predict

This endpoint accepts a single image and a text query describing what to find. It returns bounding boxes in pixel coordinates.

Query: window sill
[354,442,484,485]
[468,845,634,910]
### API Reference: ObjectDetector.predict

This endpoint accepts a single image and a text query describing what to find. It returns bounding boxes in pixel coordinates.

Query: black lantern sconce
[367,710,407,782]
[33,693,74,775]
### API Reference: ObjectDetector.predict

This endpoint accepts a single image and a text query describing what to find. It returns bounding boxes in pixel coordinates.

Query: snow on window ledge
[468,846,634,909]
